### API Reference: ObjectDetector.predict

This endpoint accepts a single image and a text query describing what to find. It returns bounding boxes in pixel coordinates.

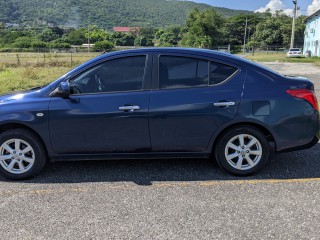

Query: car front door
[49,54,152,154]
[149,53,245,152]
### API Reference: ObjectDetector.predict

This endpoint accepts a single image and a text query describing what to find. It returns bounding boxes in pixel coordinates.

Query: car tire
[0,129,47,180]
[215,126,270,176]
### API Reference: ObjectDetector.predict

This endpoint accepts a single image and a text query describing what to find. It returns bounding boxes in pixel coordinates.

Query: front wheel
[215,126,270,176]
[0,129,47,180]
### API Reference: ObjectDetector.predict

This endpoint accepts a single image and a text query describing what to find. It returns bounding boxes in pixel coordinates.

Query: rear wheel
[215,126,270,175]
[0,129,47,180]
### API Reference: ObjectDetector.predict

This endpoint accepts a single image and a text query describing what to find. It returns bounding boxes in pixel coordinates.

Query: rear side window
[159,56,209,89]
[159,56,238,89]
[209,62,238,85]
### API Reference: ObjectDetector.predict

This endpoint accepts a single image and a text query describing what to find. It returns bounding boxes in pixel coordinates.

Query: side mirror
[51,81,70,98]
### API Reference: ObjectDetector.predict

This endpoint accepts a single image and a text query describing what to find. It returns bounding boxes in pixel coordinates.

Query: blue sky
[191,0,316,16]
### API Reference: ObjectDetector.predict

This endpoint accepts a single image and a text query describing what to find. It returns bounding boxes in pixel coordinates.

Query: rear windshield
[289,48,301,51]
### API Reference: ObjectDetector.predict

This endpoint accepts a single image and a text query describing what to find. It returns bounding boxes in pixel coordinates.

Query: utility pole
[247,27,251,52]
[243,18,248,53]
[252,14,256,56]
[87,25,91,52]
[290,0,298,49]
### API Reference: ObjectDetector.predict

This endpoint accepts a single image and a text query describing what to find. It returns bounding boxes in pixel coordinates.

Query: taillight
[286,89,319,111]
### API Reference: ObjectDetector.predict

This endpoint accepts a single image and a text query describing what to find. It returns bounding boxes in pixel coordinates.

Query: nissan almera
[0,48,318,180]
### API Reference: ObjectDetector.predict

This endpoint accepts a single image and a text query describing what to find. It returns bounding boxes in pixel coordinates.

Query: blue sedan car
[0,48,318,180]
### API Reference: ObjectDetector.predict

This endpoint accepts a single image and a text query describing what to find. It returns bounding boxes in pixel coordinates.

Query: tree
[37,27,59,42]
[136,27,155,46]
[255,15,280,47]
[12,36,34,48]
[134,36,154,46]
[0,30,26,47]
[222,14,261,46]
[108,32,135,46]
[253,11,304,49]
[66,28,87,45]
[155,26,182,46]
[85,26,108,43]
[179,8,224,48]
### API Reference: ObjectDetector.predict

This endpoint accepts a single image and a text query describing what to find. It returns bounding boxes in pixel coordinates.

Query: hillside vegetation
[0,0,251,29]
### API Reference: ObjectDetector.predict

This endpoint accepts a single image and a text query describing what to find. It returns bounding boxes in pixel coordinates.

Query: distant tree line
[0,8,306,53]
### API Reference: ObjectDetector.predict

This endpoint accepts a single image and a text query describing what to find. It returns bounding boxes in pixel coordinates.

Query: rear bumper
[286,54,303,58]
[274,110,319,152]
[278,135,319,153]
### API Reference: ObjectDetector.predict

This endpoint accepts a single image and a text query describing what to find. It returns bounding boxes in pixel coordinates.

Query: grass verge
[0,67,72,94]
[244,53,320,65]
[0,52,101,94]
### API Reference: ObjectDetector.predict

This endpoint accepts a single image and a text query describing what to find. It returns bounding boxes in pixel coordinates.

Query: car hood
[0,87,47,104]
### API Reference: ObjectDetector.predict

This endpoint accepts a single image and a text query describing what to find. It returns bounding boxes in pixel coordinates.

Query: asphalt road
[1,62,320,240]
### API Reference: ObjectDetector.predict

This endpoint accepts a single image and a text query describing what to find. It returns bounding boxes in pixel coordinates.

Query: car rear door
[48,53,152,154]
[149,52,245,152]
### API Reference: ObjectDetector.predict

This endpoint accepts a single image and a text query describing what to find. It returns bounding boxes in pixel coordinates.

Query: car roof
[67,47,282,79]
[100,47,237,61]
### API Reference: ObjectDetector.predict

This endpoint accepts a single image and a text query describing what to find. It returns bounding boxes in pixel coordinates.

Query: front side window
[70,56,146,94]
[159,56,209,89]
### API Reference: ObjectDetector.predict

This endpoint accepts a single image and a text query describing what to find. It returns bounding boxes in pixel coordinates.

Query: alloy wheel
[0,139,35,174]
[224,134,262,171]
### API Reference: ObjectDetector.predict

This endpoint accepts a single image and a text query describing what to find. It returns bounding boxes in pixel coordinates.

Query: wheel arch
[210,121,276,156]
[0,123,49,157]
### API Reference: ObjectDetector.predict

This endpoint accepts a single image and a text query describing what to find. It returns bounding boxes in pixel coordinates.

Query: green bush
[0,48,35,52]
[230,45,242,54]
[0,48,14,52]
[134,37,154,47]
[12,37,34,48]
[49,42,71,49]
[31,41,48,48]
[93,41,114,52]
[158,42,174,47]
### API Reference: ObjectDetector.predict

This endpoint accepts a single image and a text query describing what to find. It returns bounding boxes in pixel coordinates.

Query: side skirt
[50,152,210,162]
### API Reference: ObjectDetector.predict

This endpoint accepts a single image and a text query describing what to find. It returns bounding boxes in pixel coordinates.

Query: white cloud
[307,0,320,16]
[255,0,293,16]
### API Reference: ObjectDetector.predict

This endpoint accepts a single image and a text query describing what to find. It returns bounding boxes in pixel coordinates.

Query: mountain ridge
[0,0,252,29]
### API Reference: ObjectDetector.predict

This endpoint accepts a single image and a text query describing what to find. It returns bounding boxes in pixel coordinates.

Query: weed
[22,68,39,80]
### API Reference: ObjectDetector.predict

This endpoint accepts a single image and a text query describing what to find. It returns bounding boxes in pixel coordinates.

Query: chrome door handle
[214,102,236,107]
[119,105,140,111]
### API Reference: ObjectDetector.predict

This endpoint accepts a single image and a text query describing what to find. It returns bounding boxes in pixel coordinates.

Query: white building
[304,9,320,56]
